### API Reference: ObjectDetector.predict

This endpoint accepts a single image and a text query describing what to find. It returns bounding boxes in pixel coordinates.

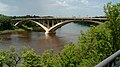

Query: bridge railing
[95,50,120,67]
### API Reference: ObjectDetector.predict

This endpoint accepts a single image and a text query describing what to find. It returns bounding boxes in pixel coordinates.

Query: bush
[0,15,14,31]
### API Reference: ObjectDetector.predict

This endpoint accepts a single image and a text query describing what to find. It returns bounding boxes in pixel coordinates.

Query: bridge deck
[12,18,109,21]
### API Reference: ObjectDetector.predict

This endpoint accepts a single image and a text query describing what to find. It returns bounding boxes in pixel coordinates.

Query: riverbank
[0,29,25,35]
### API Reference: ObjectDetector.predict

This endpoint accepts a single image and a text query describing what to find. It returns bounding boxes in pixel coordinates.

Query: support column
[43,20,45,26]
[57,20,59,24]
[61,20,63,22]
[47,20,50,28]
[13,20,16,25]
[52,20,54,26]
[38,20,41,24]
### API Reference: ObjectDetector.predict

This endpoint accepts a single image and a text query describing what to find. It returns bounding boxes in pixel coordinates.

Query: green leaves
[21,49,41,67]
[104,2,120,52]
[0,46,22,67]
[0,15,14,31]
[0,56,5,67]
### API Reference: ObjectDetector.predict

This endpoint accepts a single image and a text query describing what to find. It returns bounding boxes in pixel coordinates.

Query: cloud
[0,2,9,12]
[80,0,88,5]
[0,2,18,15]
[50,0,80,9]
[50,0,93,9]
[51,0,70,7]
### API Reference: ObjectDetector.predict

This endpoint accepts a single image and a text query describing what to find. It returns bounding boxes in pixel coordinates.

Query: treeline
[0,14,14,31]
[12,15,54,19]
[0,14,54,31]
[0,2,120,67]
[92,16,107,18]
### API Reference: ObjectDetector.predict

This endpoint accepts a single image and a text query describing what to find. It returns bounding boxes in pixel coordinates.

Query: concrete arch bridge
[12,18,108,34]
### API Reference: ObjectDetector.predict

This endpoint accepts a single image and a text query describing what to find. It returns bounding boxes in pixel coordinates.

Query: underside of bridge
[12,18,107,34]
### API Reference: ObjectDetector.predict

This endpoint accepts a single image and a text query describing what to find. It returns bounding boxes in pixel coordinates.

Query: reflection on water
[0,23,89,54]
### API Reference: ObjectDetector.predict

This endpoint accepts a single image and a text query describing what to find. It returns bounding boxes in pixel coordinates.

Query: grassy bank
[0,29,25,35]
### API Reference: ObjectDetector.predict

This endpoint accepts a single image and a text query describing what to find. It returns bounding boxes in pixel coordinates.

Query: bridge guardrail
[95,50,120,67]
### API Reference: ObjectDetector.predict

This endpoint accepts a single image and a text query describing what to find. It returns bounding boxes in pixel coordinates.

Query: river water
[0,23,89,54]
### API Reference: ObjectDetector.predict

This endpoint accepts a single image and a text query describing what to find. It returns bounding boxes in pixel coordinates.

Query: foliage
[0,56,5,67]
[0,15,14,31]
[0,29,25,34]
[0,46,22,67]
[58,43,82,67]
[40,50,60,67]
[12,15,40,19]
[41,16,54,18]
[78,23,112,66]
[20,48,41,67]
[104,2,120,52]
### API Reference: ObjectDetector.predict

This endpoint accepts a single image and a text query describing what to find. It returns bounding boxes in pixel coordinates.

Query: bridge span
[12,18,108,34]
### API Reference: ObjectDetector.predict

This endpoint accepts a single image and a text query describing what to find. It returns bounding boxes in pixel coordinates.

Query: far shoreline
[0,29,25,35]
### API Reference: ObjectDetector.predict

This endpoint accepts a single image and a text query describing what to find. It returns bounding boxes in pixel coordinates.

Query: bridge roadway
[12,17,108,21]
[12,18,108,34]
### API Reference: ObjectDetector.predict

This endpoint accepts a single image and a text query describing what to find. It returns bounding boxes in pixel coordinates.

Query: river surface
[0,23,89,54]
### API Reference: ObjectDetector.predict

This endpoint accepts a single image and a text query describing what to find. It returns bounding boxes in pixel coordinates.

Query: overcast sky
[0,0,119,17]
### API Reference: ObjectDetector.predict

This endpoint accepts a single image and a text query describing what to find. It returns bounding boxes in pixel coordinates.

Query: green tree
[40,50,61,67]
[0,56,5,67]
[78,23,112,66]
[20,48,41,67]
[0,46,22,67]
[6,47,21,67]
[58,43,82,67]
[104,2,120,52]
[75,2,120,66]
[0,15,14,31]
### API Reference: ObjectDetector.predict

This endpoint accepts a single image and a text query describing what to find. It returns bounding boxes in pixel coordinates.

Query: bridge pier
[45,31,56,34]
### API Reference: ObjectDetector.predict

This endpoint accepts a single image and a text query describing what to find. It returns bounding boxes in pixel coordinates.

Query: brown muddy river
[0,23,89,54]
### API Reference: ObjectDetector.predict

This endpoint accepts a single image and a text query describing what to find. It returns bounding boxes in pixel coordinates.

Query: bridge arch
[47,20,102,34]
[14,20,48,31]
[15,20,26,26]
